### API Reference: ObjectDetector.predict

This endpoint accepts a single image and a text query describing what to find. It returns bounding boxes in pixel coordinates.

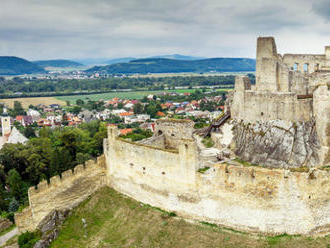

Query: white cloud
[0,0,330,60]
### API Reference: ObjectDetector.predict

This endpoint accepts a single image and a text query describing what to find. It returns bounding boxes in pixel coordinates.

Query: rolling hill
[34,59,83,68]
[0,56,46,75]
[86,57,256,74]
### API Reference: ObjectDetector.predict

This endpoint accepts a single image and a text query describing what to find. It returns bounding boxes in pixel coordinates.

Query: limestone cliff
[232,120,320,168]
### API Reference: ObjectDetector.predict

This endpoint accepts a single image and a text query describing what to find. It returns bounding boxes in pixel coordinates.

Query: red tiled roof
[156,111,166,117]
[120,128,133,135]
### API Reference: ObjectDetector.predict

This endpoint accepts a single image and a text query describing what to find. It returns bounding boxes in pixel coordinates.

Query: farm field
[56,88,230,104]
[0,97,66,109]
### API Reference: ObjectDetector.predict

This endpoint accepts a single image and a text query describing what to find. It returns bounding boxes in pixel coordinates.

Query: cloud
[312,0,330,21]
[0,0,329,60]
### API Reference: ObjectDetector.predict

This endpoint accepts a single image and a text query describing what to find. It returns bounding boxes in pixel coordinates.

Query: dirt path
[0,227,18,247]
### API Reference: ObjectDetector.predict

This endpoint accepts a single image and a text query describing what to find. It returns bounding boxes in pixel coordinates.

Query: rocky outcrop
[232,119,320,168]
[0,218,12,232]
[33,210,70,248]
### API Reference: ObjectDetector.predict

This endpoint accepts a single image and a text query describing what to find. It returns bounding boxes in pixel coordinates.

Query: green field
[56,88,230,103]
[50,187,330,248]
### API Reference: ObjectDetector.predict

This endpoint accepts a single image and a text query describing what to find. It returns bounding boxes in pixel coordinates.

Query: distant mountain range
[0,55,256,75]
[76,54,206,66]
[86,57,256,74]
[34,59,83,68]
[0,56,46,75]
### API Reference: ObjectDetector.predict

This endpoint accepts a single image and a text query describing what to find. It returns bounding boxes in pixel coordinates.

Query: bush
[202,137,214,148]
[8,198,19,213]
[18,231,41,248]
[1,211,14,223]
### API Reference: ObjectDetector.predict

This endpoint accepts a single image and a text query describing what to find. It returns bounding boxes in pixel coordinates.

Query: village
[0,90,225,147]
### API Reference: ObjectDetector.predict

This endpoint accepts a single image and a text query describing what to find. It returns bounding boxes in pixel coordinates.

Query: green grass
[198,167,210,173]
[202,136,215,148]
[234,158,259,167]
[49,187,330,248]
[56,88,230,103]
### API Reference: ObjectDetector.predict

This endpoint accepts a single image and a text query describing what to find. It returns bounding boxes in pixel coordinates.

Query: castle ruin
[15,37,330,236]
[230,37,330,168]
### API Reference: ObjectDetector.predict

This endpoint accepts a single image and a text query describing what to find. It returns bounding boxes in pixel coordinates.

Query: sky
[1,0,330,60]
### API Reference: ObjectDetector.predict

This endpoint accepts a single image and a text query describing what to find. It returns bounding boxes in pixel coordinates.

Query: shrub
[18,231,41,248]
[8,198,19,213]
[202,137,214,148]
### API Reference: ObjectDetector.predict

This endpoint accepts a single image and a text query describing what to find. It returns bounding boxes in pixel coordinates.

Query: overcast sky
[1,0,330,60]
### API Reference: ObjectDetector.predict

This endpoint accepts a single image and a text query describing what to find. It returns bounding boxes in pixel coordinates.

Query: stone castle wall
[15,156,106,232]
[230,37,330,167]
[104,126,330,235]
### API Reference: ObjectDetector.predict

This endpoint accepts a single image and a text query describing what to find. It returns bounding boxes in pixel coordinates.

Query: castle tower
[1,108,11,136]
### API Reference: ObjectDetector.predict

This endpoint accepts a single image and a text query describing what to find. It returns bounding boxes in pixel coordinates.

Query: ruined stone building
[230,37,330,168]
[15,37,330,237]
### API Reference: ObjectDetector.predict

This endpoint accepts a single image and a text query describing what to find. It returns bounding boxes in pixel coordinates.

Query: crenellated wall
[104,126,330,235]
[15,156,106,232]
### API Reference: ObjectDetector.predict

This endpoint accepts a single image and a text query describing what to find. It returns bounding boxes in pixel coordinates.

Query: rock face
[232,120,320,168]
[0,218,12,232]
[33,210,70,248]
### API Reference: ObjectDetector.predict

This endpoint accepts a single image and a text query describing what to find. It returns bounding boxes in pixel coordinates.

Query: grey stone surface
[232,120,320,168]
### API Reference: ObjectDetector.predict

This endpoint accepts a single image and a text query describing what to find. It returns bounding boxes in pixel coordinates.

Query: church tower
[1,107,11,136]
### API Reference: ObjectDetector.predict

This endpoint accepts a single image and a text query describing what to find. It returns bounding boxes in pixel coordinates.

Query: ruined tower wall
[231,76,313,122]
[314,85,330,165]
[154,119,195,149]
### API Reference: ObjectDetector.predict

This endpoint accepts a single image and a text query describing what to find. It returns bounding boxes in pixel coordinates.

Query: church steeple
[1,107,11,136]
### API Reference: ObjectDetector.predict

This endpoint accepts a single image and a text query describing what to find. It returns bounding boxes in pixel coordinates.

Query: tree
[76,99,84,106]
[133,103,143,114]
[23,126,36,138]
[9,101,25,117]
[6,169,25,202]
[71,106,82,115]
[144,103,157,118]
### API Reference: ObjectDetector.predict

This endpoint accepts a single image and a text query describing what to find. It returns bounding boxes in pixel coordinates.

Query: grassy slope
[56,89,230,103]
[50,187,330,248]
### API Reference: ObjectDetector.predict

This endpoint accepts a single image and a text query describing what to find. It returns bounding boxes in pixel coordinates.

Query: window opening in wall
[261,112,264,116]
[293,63,298,71]
[303,63,309,73]
[315,63,319,72]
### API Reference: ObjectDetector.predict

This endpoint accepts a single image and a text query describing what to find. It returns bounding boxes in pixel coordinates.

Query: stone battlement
[15,155,106,231]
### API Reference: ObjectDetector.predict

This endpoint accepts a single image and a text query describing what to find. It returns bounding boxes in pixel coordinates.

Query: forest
[0,75,236,95]
[0,121,106,219]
